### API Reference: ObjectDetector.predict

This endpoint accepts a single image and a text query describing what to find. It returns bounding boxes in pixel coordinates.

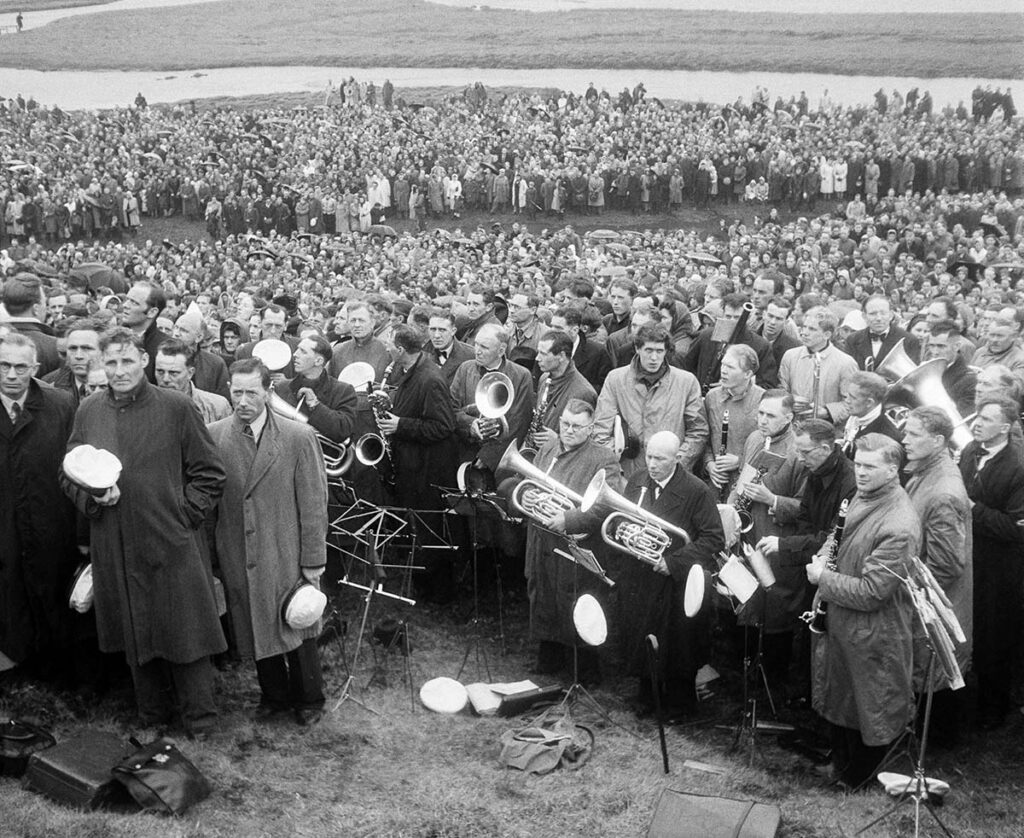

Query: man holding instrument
[806,434,919,790]
[516,398,621,681]
[611,431,724,721]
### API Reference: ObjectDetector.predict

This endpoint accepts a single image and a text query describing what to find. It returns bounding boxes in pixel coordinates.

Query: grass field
[2,573,1023,838]
[0,0,1020,78]
[0,0,112,12]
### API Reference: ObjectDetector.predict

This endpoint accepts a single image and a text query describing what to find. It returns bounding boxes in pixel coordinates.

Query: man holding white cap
[209,357,329,726]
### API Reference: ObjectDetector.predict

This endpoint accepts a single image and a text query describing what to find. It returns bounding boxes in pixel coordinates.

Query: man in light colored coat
[209,357,329,726]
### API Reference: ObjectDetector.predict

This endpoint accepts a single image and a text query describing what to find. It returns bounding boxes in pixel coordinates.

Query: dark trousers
[130,656,216,730]
[830,723,891,789]
[255,639,324,711]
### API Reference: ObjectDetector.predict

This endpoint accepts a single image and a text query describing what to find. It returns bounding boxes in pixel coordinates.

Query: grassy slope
[0,0,113,12]
[0,0,1021,77]
[1,585,1023,838]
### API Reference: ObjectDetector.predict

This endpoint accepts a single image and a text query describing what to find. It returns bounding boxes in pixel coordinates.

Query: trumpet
[473,370,514,441]
[268,392,354,478]
[498,441,583,523]
[581,471,691,567]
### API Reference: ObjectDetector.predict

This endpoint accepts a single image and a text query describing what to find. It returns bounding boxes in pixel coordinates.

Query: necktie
[79,384,87,399]
[652,482,661,502]
[243,424,255,442]
[10,402,22,423]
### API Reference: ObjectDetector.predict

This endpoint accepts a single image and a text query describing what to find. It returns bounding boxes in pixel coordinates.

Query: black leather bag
[111,738,211,816]
[0,720,56,777]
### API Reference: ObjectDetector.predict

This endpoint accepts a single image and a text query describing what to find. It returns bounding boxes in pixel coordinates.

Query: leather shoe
[253,703,291,723]
[294,707,324,727]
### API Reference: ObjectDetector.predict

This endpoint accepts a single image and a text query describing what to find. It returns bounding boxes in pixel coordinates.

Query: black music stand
[440,486,518,682]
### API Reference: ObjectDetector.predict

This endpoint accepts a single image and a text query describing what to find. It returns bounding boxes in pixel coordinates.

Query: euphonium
[883,355,973,450]
[268,391,354,478]
[498,441,583,523]
[801,497,849,634]
[581,471,691,567]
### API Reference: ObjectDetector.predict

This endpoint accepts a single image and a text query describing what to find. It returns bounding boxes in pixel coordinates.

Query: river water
[0,0,1015,111]
[3,65,1015,112]
[428,0,1010,11]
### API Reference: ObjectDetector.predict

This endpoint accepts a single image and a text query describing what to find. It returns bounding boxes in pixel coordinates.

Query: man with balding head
[609,430,725,722]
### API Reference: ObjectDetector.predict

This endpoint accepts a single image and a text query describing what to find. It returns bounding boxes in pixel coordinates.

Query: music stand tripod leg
[331,586,382,716]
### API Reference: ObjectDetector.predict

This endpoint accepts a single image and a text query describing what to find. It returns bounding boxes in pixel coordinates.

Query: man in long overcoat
[0,334,78,677]
[210,358,329,724]
[809,434,919,789]
[63,328,226,735]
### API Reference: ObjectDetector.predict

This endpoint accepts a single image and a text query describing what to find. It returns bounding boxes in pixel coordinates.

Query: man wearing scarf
[526,330,596,454]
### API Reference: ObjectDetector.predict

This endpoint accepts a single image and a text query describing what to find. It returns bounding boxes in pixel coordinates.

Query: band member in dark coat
[527,330,596,453]
[683,293,777,392]
[958,397,1024,730]
[42,318,102,409]
[62,328,226,736]
[517,399,622,680]
[0,334,78,677]
[427,309,475,387]
[611,431,725,720]
[273,335,357,446]
[843,295,918,372]
[923,320,977,418]
[838,371,902,459]
[551,306,612,392]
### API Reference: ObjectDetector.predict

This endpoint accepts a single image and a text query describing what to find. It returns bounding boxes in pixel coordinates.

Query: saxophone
[355,360,396,481]
[733,434,772,533]
[519,377,550,463]
[801,497,850,635]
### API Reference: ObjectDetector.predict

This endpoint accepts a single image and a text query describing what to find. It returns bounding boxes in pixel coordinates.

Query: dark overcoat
[208,411,328,660]
[0,380,77,662]
[63,382,226,665]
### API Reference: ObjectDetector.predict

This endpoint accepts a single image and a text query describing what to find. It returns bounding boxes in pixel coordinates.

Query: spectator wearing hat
[210,358,329,726]
[1,274,60,377]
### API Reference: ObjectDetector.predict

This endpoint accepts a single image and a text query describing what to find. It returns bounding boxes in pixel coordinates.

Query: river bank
[1,0,1020,78]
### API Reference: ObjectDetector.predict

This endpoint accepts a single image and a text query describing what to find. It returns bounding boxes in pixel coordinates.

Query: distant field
[0,0,1020,78]
[0,0,111,11]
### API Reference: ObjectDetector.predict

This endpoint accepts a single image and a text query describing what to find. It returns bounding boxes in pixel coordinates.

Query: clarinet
[520,378,550,461]
[801,497,850,635]
[718,409,730,501]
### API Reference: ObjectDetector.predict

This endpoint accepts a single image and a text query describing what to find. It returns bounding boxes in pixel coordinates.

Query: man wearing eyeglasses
[515,398,622,683]
[0,333,78,680]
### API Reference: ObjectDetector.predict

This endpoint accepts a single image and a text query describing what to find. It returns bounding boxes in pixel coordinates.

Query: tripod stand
[856,653,956,838]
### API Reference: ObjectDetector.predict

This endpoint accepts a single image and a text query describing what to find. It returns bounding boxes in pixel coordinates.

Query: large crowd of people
[1,79,1023,791]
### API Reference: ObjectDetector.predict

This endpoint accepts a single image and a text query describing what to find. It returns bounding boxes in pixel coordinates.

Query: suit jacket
[192,349,230,400]
[763,330,802,382]
[140,320,171,384]
[573,333,612,391]
[844,325,919,372]
[841,410,903,459]
[274,370,357,443]
[429,339,475,387]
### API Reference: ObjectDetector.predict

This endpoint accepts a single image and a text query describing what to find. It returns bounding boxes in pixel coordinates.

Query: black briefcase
[647,789,781,838]
[22,730,136,810]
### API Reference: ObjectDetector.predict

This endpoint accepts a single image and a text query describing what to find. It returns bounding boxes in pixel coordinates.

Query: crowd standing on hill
[1,80,1022,782]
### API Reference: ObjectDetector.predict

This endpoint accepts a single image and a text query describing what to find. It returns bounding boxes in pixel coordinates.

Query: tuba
[474,371,514,440]
[268,392,354,478]
[881,351,974,451]
[581,471,691,567]
[498,441,583,524]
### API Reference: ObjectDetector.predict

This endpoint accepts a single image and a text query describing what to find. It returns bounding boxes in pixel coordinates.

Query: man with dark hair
[924,320,977,417]
[550,306,611,391]
[155,338,231,424]
[924,297,975,363]
[959,397,1024,730]
[0,332,78,681]
[844,294,918,372]
[603,278,637,337]
[683,292,777,390]
[63,327,227,737]
[903,405,972,747]
[760,295,801,372]
[527,330,597,452]
[274,334,357,447]
[427,308,474,386]
[839,371,901,458]
[121,280,169,384]
[972,315,1024,392]
[209,357,329,726]
[606,298,657,369]
[809,433,919,789]
[1,273,60,376]
[594,322,708,478]
[457,284,500,345]
[507,292,542,370]
[43,317,101,407]
[236,304,299,381]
